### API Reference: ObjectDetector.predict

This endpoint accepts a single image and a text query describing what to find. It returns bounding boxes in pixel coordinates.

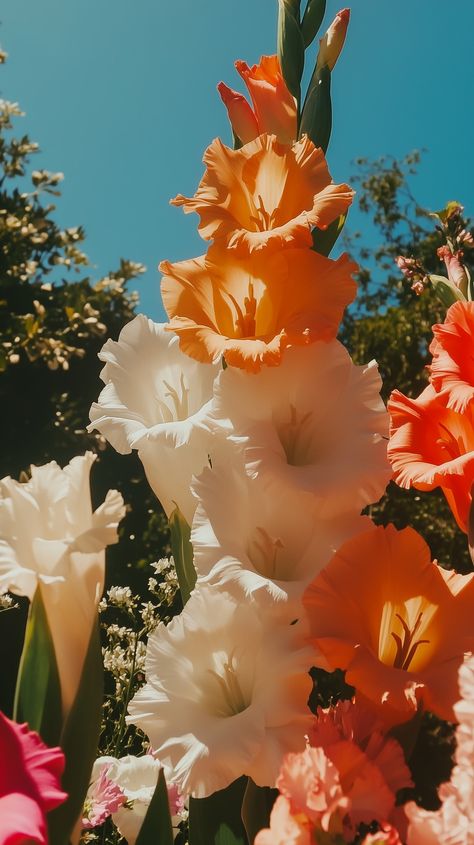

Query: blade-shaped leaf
[301,0,326,47]
[169,506,196,605]
[189,777,249,845]
[136,768,174,845]
[241,779,278,844]
[48,617,103,845]
[300,64,331,152]
[13,586,62,747]
[312,211,347,256]
[277,0,305,102]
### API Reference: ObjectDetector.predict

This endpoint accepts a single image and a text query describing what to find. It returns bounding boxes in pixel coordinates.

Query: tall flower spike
[170,134,354,255]
[161,247,357,373]
[0,453,125,717]
[303,524,474,728]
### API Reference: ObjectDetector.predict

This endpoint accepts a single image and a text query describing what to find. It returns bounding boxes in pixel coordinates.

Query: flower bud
[316,8,350,73]
[217,82,259,145]
[437,245,469,296]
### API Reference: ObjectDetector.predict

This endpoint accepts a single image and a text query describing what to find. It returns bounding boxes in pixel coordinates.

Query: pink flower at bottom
[361,822,403,844]
[254,795,312,845]
[0,711,67,845]
[82,764,126,829]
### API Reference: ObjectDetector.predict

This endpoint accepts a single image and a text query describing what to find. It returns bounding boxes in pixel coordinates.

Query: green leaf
[277,0,305,102]
[312,211,346,256]
[299,64,331,152]
[429,274,465,310]
[13,586,62,747]
[301,0,326,47]
[189,777,249,845]
[241,779,277,844]
[136,768,174,845]
[48,618,103,845]
[169,506,196,605]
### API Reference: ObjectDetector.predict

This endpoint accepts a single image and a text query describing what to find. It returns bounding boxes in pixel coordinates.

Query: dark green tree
[0,58,170,714]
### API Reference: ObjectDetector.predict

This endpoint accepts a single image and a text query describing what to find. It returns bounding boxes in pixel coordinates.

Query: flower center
[278,405,315,466]
[155,372,189,422]
[226,282,257,338]
[248,526,285,579]
[207,652,250,718]
[378,598,436,672]
[248,193,279,231]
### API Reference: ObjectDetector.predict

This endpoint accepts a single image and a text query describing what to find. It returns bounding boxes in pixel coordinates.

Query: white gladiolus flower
[192,461,370,616]
[88,315,220,523]
[85,754,185,843]
[127,585,313,798]
[0,452,124,717]
[209,341,391,519]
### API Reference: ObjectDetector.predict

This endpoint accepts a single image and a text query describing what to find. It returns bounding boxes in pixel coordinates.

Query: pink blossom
[82,764,126,829]
[396,255,417,277]
[437,245,469,294]
[0,711,67,845]
[255,795,312,845]
[277,745,349,832]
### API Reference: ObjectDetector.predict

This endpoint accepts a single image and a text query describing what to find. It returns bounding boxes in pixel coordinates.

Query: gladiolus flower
[89,315,220,523]
[437,245,469,296]
[218,55,297,145]
[316,9,350,73]
[254,795,313,845]
[388,384,474,533]
[170,134,354,254]
[127,585,313,798]
[192,456,369,616]
[161,247,357,373]
[206,341,390,515]
[361,823,403,844]
[310,700,412,832]
[83,755,184,843]
[0,453,124,717]
[0,712,67,845]
[429,301,474,413]
[303,524,474,727]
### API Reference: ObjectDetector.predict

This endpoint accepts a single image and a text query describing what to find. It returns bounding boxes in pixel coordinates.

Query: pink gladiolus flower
[437,245,469,295]
[0,711,67,845]
[82,765,126,829]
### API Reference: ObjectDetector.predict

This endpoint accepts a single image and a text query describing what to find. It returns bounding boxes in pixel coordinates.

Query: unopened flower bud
[316,8,350,73]
[437,245,469,295]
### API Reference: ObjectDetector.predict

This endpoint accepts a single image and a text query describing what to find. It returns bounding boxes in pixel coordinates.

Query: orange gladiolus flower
[218,55,297,145]
[160,246,357,373]
[429,301,474,413]
[388,384,474,533]
[170,134,354,255]
[303,524,474,728]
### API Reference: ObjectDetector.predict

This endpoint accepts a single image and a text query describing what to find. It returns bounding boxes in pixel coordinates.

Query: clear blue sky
[1,1,473,320]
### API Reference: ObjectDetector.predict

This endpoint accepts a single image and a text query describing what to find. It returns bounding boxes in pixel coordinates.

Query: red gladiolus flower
[0,711,67,844]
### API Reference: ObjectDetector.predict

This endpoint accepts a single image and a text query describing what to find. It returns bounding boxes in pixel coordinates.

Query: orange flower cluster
[388,301,474,533]
[160,56,357,373]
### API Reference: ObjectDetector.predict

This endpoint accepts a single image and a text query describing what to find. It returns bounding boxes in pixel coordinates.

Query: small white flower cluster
[0,593,17,612]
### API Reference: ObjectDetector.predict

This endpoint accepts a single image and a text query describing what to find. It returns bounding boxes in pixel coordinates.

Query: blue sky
[1,0,473,319]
